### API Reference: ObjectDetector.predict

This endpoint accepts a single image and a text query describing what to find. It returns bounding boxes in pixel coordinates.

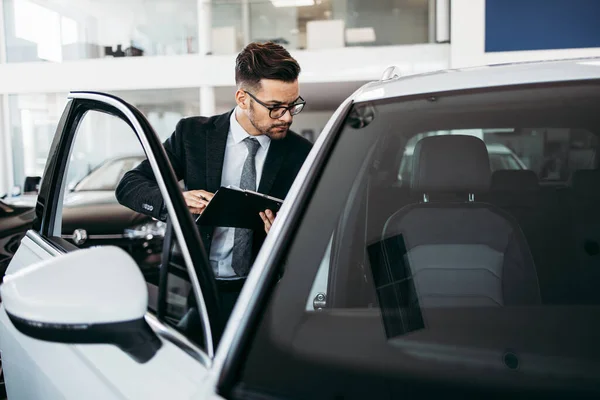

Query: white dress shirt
[209,109,271,279]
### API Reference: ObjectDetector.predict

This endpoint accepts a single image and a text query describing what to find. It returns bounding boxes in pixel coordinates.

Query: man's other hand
[260,209,277,234]
[183,190,214,214]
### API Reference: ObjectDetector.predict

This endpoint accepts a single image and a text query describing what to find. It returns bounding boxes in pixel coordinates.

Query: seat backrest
[567,170,600,303]
[490,169,539,212]
[569,170,600,239]
[489,170,574,304]
[570,170,600,207]
[375,136,540,317]
[491,170,539,192]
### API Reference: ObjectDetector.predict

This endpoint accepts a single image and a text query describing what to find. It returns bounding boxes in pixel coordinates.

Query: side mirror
[1,246,161,363]
[23,176,41,194]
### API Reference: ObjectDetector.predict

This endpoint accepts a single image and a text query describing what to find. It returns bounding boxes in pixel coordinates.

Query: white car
[2,58,600,399]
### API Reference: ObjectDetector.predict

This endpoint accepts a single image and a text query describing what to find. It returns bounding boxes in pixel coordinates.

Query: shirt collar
[230,108,271,149]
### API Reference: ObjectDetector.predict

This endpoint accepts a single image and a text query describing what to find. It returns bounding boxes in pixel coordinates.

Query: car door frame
[23,91,222,357]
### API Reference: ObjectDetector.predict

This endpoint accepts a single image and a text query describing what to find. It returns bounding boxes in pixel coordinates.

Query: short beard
[248,102,290,140]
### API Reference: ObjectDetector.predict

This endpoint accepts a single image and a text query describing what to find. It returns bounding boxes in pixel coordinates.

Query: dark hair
[235,41,301,91]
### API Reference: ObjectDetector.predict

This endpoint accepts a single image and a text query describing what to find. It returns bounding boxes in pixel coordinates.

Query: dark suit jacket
[115,110,313,262]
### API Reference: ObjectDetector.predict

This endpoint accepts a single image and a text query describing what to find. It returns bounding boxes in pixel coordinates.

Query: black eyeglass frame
[244,91,306,119]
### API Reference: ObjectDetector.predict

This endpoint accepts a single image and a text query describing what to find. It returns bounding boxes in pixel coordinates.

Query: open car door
[0,92,222,400]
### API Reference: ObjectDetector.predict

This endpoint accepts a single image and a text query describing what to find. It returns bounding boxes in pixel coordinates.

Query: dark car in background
[0,155,165,280]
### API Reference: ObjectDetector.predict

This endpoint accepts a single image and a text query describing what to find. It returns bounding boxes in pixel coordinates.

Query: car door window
[34,94,218,356]
[59,110,166,292]
[235,83,600,399]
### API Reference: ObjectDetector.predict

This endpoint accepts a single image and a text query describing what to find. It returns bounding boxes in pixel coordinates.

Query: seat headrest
[570,170,600,197]
[491,170,539,191]
[411,135,491,194]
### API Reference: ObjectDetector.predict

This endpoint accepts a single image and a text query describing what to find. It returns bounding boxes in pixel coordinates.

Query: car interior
[322,126,599,317]
[371,135,541,336]
[366,130,599,310]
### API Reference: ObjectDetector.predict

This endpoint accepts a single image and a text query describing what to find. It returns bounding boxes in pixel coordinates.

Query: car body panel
[355,58,600,103]
[5,233,55,275]
[0,307,215,400]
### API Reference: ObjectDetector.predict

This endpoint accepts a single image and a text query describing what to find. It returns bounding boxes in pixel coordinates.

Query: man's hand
[259,209,277,234]
[183,190,214,214]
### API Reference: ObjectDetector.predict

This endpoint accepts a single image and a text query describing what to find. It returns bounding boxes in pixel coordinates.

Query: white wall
[0,43,450,94]
[8,93,68,188]
[450,0,600,68]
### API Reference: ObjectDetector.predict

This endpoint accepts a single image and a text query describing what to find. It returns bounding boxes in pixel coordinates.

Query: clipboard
[196,186,283,230]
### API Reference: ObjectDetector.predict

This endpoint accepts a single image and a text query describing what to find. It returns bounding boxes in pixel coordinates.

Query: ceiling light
[271,0,315,7]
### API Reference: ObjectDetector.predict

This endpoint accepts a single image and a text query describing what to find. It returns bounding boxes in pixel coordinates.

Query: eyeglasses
[244,91,306,119]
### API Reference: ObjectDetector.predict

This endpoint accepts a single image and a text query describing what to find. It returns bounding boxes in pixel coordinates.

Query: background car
[0,155,165,282]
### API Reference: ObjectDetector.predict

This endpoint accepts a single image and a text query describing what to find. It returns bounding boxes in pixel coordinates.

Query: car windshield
[246,82,600,396]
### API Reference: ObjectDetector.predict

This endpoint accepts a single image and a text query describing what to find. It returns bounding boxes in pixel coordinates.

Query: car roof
[354,58,600,103]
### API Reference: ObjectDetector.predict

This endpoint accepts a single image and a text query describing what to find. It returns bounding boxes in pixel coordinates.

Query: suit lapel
[258,137,287,195]
[205,111,232,193]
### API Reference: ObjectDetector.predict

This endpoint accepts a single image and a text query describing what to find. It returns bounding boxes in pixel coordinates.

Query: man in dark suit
[116,42,312,318]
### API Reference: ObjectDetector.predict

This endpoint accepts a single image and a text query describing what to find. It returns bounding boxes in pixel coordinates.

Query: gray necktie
[232,137,261,276]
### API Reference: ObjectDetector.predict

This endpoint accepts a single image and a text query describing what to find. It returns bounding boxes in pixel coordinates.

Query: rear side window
[238,82,600,399]
[397,128,597,187]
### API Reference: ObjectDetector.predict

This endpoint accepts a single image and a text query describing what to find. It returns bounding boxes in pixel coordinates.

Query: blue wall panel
[485,0,600,52]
